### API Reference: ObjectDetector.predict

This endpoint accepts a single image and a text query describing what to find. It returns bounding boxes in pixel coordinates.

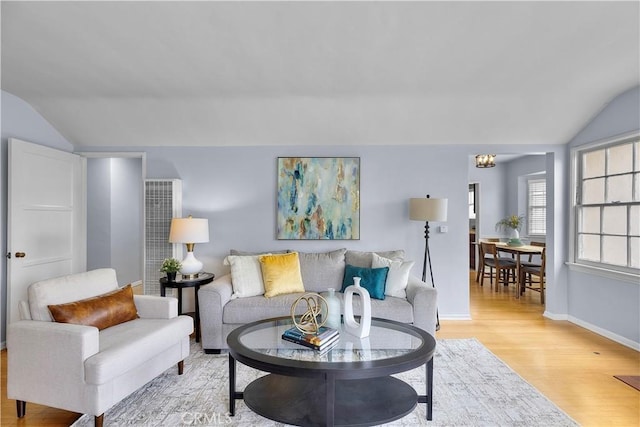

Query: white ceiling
[1,1,639,147]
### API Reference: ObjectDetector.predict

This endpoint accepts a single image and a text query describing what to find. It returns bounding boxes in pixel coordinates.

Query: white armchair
[7,269,193,427]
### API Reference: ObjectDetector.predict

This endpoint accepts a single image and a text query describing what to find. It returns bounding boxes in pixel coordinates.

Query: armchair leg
[178,360,184,375]
[16,400,26,418]
[95,414,104,427]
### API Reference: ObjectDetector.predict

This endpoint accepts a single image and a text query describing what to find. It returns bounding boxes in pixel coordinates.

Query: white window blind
[528,179,546,235]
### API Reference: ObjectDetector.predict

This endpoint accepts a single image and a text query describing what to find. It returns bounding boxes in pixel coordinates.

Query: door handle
[15,252,26,258]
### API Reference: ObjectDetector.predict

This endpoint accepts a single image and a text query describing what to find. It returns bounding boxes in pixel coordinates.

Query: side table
[159,272,214,343]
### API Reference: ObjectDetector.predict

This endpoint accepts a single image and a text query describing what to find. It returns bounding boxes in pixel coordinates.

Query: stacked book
[282,326,340,352]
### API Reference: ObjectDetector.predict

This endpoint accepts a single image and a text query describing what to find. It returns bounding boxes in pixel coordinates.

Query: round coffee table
[227,317,436,427]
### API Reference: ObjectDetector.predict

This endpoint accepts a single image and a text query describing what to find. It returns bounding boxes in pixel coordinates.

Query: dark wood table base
[243,374,417,427]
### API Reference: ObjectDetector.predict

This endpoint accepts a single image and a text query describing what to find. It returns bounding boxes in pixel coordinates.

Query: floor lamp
[409,195,448,331]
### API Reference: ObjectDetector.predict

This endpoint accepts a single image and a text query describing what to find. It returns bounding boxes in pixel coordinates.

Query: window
[527,179,546,235]
[573,137,640,274]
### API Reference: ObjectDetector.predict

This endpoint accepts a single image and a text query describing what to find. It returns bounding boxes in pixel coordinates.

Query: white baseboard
[543,311,568,321]
[1,340,5,350]
[568,316,639,351]
[440,314,473,321]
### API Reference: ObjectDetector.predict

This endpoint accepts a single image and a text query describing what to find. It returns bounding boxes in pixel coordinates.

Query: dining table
[479,240,545,298]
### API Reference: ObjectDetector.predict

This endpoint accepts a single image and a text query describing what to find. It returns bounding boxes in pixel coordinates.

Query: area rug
[614,375,640,392]
[72,339,577,426]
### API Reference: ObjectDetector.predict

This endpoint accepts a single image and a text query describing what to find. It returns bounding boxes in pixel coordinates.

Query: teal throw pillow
[341,264,389,300]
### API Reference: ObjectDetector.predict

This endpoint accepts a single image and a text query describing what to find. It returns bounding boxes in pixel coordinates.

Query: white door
[7,138,86,324]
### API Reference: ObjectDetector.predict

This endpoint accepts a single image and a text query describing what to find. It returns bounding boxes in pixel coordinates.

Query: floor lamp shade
[409,198,448,222]
[169,217,209,277]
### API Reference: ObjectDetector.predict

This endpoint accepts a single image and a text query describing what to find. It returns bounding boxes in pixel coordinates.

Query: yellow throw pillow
[259,252,305,298]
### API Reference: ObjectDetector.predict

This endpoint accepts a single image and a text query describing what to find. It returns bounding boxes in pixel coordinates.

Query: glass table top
[235,317,428,364]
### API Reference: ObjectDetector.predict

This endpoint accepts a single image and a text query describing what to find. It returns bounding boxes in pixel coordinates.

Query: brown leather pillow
[48,285,139,330]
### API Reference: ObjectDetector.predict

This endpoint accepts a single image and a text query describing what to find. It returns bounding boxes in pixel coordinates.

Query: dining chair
[476,238,499,283]
[479,242,517,291]
[519,246,546,304]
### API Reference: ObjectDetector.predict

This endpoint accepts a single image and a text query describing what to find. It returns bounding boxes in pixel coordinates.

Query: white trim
[440,314,473,321]
[1,341,5,350]
[568,315,640,351]
[566,262,640,284]
[543,311,568,321]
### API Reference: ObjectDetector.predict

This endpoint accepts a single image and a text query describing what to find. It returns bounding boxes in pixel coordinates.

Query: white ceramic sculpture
[343,277,371,338]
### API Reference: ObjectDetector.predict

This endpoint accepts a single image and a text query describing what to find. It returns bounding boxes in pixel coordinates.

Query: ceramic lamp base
[179,251,203,277]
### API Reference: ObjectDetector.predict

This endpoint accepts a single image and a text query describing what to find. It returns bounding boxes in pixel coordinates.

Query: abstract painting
[277,157,360,240]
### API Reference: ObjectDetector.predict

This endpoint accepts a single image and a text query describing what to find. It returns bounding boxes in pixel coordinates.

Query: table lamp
[169,216,209,279]
[409,195,448,330]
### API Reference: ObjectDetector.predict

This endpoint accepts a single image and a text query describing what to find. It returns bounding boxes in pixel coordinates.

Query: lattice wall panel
[145,179,182,296]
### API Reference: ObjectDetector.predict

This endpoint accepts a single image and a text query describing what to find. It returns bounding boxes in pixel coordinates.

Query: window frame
[569,131,640,279]
[527,177,546,236]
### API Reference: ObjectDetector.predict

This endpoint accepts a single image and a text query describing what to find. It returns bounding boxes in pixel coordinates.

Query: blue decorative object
[341,264,388,300]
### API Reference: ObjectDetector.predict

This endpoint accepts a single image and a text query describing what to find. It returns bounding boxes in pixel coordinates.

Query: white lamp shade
[409,198,448,222]
[169,217,210,243]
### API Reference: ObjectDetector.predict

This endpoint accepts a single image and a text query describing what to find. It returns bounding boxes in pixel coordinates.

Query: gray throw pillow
[345,250,405,268]
[298,249,347,293]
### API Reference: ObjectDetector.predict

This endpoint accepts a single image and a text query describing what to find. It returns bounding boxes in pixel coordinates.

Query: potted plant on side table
[160,258,182,281]
[495,214,525,246]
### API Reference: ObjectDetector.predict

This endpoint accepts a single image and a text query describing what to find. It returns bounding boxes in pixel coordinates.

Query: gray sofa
[198,249,438,353]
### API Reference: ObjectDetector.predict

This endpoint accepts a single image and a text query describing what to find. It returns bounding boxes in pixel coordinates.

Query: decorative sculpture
[290,292,328,334]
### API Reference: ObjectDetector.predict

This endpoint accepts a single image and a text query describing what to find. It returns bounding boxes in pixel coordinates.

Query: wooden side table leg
[194,284,201,342]
[177,287,183,315]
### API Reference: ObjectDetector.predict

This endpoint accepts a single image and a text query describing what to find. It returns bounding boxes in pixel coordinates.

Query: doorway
[81,153,146,288]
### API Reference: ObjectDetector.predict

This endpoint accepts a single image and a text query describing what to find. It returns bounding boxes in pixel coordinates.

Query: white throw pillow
[225,254,270,298]
[371,253,414,299]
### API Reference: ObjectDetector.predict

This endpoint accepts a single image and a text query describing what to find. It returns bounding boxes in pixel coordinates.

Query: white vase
[343,277,371,338]
[508,228,522,246]
[324,288,342,329]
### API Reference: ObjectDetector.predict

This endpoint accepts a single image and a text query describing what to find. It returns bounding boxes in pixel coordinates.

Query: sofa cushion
[223,293,310,324]
[28,268,119,321]
[259,252,305,297]
[225,254,268,298]
[48,285,139,330]
[341,264,389,300]
[372,253,415,299]
[345,250,405,268]
[223,292,414,325]
[85,316,193,385]
[298,249,346,293]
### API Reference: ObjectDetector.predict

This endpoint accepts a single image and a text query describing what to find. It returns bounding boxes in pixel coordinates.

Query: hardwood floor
[1,271,638,426]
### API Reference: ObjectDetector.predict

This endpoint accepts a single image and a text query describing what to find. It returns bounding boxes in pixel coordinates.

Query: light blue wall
[80,145,473,319]
[87,158,112,270]
[87,157,143,286]
[0,90,74,345]
[4,85,636,348]
[565,86,640,347]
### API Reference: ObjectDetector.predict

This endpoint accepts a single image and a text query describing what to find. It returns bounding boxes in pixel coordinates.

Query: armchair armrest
[7,320,99,404]
[134,294,178,319]
[198,274,233,351]
[406,275,438,336]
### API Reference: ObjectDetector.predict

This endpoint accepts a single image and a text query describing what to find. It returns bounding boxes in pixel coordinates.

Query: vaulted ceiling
[2,1,638,147]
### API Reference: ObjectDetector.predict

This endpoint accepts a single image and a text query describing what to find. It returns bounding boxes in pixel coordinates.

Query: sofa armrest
[198,274,233,351]
[134,294,178,319]
[7,320,100,403]
[405,275,438,336]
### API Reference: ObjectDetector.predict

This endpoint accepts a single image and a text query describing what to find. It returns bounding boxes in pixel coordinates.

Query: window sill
[565,262,640,284]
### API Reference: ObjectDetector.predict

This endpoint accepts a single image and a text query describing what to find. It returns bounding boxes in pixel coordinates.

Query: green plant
[495,214,525,231]
[160,258,182,273]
